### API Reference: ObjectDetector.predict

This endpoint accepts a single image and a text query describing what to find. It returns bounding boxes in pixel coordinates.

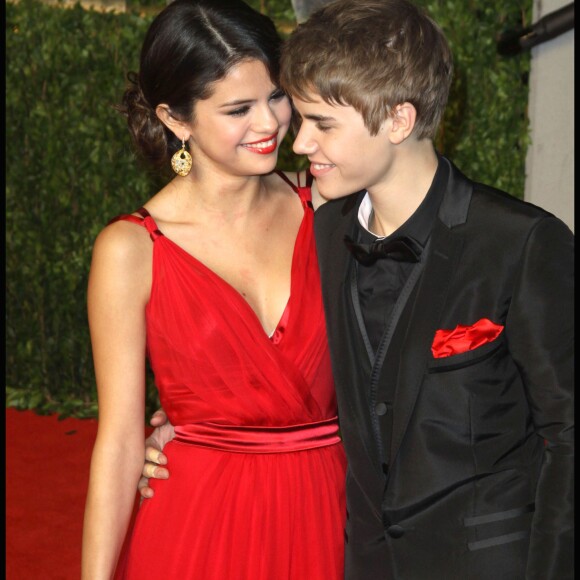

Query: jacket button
[387,525,405,538]
[375,402,388,416]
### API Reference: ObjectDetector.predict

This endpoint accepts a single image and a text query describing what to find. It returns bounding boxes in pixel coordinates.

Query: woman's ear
[387,102,417,144]
[156,104,189,141]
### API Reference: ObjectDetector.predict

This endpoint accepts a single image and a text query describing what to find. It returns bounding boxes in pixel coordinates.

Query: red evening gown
[113,173,347,579]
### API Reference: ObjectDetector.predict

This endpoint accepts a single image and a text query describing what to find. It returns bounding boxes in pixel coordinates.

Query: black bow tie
[344,234,422,265]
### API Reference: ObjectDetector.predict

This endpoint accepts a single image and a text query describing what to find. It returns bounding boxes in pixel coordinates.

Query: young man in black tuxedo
[139,0,574,577]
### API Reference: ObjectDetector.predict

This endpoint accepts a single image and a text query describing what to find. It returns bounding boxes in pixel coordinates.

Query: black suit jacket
[314,158,574,580]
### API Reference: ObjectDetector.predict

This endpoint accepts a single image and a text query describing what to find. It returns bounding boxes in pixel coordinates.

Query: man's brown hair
[281,0,453,139]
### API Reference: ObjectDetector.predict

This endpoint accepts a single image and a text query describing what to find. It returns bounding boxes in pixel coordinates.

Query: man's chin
[317,182,363,201]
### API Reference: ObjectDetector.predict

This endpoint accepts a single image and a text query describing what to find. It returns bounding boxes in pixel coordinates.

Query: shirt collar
[356,154,448,246]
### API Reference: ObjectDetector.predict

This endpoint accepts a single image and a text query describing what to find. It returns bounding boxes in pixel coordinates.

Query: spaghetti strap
[108,214,145,227]
[275,171,313,209]
[275,170,299,193]
[136,207,151,219]
[108,207,163,241]
[274,170,312,190]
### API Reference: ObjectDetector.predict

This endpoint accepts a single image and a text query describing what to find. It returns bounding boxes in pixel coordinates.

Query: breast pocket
[427,336,505,373]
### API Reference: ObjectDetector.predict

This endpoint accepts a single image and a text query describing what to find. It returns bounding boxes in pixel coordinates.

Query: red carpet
[6,408,149,579]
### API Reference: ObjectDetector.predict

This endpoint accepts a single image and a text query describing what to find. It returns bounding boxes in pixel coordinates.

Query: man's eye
[269,89,286,101]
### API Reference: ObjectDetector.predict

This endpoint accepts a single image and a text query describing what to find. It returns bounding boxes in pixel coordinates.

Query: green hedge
[6,0,531,418]
[6,0,157,417]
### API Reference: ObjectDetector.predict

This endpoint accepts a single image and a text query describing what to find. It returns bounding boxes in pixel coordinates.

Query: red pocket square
[431,318,504,359]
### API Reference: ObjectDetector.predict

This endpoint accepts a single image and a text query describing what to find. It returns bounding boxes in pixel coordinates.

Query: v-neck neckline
[142,193,306,342]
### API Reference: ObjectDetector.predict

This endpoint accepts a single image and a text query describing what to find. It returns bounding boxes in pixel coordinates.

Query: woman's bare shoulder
[88,217,153,314]
[91,217,152,272]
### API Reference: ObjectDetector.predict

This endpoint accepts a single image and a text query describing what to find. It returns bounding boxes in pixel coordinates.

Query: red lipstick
[241,133,278,155]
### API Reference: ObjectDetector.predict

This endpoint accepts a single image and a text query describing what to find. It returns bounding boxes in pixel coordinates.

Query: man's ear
[388,102,417,144]
[156,104,190,141]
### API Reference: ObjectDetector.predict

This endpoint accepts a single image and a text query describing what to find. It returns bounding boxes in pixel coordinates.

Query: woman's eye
[228,106,250,117]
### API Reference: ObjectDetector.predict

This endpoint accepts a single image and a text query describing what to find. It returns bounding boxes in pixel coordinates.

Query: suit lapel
[315,194,360,295]
[389,158,472,467]
[388,221,464,465]
[316,193,383,470]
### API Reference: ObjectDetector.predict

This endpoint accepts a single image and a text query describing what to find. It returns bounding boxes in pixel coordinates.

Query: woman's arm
[82,222,152,579]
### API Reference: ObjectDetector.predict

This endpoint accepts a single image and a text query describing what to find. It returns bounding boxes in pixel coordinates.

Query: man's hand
[138,408,175,499]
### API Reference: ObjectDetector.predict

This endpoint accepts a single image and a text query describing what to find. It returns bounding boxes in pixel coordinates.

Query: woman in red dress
[81,0,346,578]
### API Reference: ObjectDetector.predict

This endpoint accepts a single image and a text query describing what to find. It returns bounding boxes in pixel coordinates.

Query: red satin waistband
[173,417,341,454]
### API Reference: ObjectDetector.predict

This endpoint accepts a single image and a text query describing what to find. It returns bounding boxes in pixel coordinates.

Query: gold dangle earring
[171,137,193,177]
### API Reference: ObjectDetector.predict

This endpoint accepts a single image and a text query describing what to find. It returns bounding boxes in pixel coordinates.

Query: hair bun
[119,71,168,170]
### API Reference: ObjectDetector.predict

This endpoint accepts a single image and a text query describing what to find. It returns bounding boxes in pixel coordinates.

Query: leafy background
[6,0,532,419]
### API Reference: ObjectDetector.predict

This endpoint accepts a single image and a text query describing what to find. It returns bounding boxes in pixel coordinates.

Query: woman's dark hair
[119,0,282,171]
